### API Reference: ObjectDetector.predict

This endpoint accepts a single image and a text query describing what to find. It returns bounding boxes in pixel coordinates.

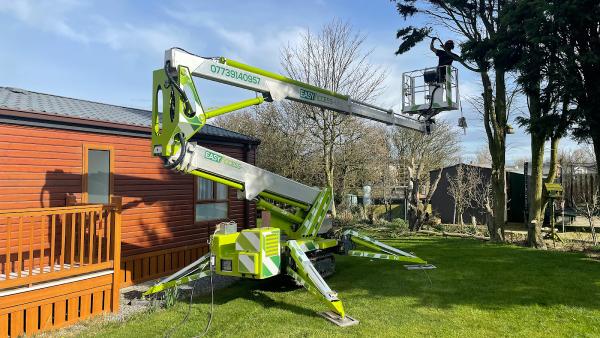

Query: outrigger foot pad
[404,264,437,270]
[319,311,359,327]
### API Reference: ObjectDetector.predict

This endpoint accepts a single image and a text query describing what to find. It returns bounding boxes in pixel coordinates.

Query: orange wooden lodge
[0,87,259,337]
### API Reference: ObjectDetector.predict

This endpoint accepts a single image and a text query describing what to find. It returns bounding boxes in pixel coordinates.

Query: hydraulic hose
[162,133,186,170]
[164,60,195,118]
[428,84,440,113]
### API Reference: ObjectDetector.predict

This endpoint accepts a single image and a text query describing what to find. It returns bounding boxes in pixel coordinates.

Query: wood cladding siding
[120,243,209,287]
[0,123,256,263]
[0,273,115,337]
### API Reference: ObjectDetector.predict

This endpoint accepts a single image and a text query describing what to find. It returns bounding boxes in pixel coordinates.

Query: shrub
[332,216,358,230]
[433,223,446,232]
[390,218,409,231]
[424,212,442,226]
[373,218,393,226]
[336,209,355,223]
[465,224,478,235]
[163,286,179,308]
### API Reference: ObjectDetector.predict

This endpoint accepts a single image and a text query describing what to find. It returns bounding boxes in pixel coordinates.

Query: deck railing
[0,197,122,291]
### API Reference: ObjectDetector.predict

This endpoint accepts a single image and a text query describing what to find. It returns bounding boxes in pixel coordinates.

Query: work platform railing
[401,65,460,114]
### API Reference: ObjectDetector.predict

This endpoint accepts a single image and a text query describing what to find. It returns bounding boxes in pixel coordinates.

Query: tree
[473,145,492,166]
[556,0,600,174]
[338,124,394,212]
[280,20,386,217]
[470,167,494,235]
[501,0,573,248]
[559,145,596,166]
[392,121,460,230]
[393,0,512,241]
[214,104,321,186]
[447,164,479,226]
[577,188,599,246]
[560,145,597,215]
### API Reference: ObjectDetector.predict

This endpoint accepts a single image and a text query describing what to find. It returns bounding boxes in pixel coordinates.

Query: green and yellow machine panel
[213,227,281,279]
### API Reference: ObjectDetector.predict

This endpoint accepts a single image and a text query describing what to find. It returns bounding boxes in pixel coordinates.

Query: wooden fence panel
[0,197,122,337]
[563,173,599,205]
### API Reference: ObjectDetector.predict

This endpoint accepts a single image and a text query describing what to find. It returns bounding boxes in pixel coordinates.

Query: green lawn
[84,237,600,337]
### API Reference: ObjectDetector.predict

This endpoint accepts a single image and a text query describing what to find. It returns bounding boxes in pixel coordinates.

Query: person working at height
[430,38,455,83]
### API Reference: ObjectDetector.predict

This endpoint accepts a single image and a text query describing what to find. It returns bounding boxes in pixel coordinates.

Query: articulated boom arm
[151,46,430,238]
[152,47,426,161]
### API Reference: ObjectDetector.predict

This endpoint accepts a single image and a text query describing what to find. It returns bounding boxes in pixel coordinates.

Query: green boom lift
[143,47,459,326]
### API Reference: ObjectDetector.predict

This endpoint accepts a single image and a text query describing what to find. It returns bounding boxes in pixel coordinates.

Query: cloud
[163,7,304,69]
[91,16,190,53]
[0,0,90,42]
[0,0,189,54]
[163,9,254,48]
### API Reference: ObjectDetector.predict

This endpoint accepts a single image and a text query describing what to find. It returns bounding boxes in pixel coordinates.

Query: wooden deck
[0,197,122,337]
[1,262,83,280]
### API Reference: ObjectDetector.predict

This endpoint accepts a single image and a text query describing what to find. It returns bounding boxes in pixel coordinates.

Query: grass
[80,237,600,337]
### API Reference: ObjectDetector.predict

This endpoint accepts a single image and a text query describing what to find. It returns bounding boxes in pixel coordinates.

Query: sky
[0,0,583,164]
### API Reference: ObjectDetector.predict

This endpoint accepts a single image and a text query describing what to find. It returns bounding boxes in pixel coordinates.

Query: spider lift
[143,47,458,326]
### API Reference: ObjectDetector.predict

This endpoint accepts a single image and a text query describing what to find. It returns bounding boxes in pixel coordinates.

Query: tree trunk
[408,175,421,231]
[528,134,546,248]
[480,70,507,242]
[484,208,494,237]
[592,132,600,177]
[494,70,507,242]
[540,136,561,229]
[325,164,337,217]
[491,176,505,240]
[453,203,457,225]
[489,142,506,242]
[408,167,442,231]
[324,135,337,218]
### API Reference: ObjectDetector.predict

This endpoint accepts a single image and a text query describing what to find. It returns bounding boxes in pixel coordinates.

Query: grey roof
[0,86,260,144]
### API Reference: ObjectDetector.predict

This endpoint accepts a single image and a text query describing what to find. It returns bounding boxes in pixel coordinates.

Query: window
[83,145,113,204]
[195,177,229,222]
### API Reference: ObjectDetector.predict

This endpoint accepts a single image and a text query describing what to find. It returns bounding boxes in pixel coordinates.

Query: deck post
[110,196,122,313]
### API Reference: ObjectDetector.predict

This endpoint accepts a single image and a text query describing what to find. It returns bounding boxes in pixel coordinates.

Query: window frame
[194,176,230,223]
[82,144,114,205]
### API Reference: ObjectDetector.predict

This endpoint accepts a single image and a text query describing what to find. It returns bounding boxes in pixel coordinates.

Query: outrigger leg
[143,253,212,296]
[340,230,436,270]
[286,240,359,327]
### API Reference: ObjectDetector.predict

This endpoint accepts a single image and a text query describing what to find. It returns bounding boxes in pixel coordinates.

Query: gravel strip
[38,274,240,337]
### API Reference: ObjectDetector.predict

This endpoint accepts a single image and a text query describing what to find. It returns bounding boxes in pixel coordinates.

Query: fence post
[110,196,122,313]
